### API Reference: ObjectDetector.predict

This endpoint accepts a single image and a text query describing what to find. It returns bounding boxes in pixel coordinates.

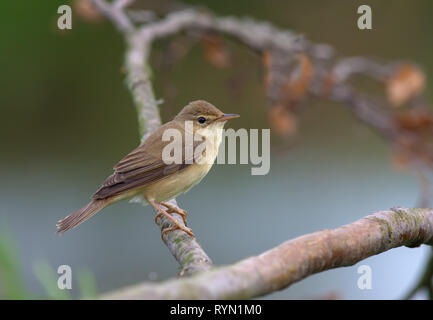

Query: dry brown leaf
[268,104,297,137]
[396,109,433,131]
[73,0,103,23]
[280,53,314,104]
[202,36,231,68]
[386,64,425,107]
[290,53,314,100]
[320,71,335,96]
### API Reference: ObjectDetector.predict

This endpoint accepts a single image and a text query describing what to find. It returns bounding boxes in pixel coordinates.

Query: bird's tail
[56,199,110,234]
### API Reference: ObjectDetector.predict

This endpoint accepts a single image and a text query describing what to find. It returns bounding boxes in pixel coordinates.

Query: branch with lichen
[102,208,433,299]
[90,0,433,298]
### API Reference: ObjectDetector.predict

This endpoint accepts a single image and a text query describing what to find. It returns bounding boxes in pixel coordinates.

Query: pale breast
[143,121,225,203]
[143,162,213,202]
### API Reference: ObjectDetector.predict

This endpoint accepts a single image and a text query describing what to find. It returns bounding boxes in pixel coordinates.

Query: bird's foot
[161,202,188,225]
[154,212,163,225]
[162,225,194,239]
[148,200,194,239]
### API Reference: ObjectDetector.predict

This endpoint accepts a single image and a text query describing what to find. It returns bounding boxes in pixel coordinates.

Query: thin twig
[92,0,134,32]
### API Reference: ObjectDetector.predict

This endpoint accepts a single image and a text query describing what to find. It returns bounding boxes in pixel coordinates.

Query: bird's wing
[92,123,200,200]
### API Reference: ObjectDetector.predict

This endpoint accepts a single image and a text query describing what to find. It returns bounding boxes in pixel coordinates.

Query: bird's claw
[162,225,195,239]
[160,202,188,225]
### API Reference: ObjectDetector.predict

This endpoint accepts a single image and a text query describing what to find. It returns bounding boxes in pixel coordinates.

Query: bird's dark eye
[197,117,206,124]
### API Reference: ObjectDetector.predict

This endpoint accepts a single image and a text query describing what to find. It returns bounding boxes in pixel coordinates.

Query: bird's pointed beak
[214,113,240,122]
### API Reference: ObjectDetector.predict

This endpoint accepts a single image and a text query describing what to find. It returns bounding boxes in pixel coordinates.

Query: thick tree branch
[102,207,433,299]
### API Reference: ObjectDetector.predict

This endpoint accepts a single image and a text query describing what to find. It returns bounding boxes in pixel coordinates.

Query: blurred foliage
[32,261,98,299]
[33,261,72,299]
[76,268,98,299]
[0,231,97,299]
[0,231,28,299]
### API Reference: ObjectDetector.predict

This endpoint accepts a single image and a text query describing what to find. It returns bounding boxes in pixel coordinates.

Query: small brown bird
[56,100,239,237]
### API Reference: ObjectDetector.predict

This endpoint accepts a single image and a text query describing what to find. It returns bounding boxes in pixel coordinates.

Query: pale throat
[196,121,226,152]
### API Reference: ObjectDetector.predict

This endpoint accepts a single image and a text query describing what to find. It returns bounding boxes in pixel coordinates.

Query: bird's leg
[148,199,194,238]
[160,202,187,225]
[154,212,163,224]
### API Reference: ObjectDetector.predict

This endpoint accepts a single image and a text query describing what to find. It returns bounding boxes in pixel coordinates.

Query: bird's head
[175,100,239,133]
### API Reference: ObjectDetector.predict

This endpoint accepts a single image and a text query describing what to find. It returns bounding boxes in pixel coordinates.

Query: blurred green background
[1,0,433,299]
